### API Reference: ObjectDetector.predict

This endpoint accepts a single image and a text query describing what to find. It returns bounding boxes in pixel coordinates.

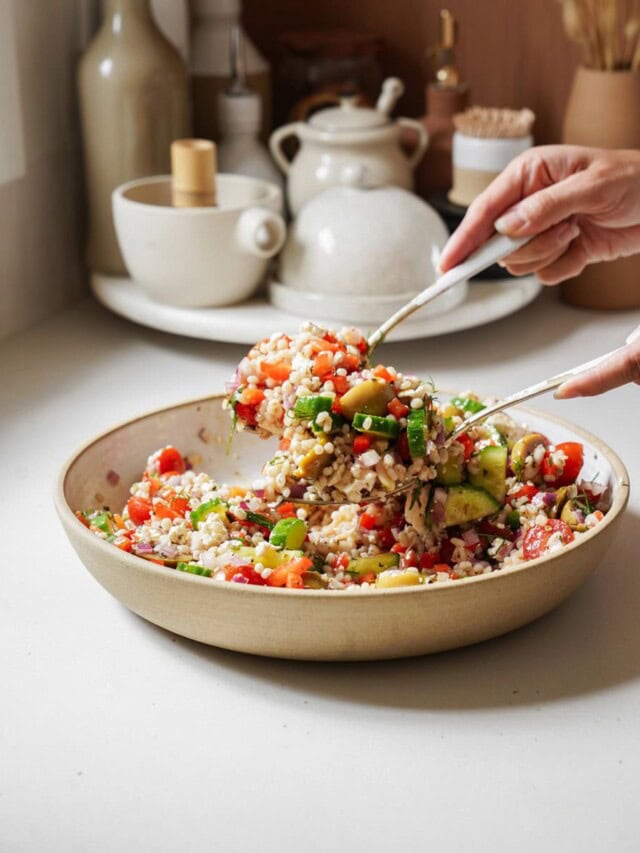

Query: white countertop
[2,290,640,852]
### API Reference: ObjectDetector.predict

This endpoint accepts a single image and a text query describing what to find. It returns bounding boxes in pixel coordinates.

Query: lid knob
[376,78,404,116]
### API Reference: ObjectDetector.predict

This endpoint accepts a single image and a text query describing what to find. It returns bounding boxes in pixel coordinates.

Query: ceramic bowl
[55,394,629,662]
[112,174,286,308]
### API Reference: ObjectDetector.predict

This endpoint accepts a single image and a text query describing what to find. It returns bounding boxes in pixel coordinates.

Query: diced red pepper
[456,433,475,461]
[334,553,350,570]
[353,434,372,454]
[359,571,377,584]
[260,360,291,383]
[170,496,189,516]
[391,543,407,554]
[419,552,437,570]
[373,365,394,382]
[387,397,410,419]
[154,502,181,521]
[328,374,350,395]
[313,352,335,376]
[377,528,396,550]
[276,502,296,517]
[157,446,186,475]
[359,512,377,531]
[239,387,266,407]
[511,484,539,502]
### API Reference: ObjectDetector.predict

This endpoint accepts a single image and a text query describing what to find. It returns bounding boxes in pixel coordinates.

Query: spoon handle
[450,345,627,439]
[367,233,528,353]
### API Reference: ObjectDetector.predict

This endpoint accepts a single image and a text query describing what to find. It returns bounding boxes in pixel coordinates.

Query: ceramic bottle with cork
[78,0,191,275]
[190,0,272,143]
[416,9,469,197]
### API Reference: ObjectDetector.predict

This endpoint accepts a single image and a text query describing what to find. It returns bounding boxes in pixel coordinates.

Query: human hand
[555,325,640,398]
[439,145,640,284]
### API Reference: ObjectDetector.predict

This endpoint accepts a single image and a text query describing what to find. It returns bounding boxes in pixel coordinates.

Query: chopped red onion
[134,542,154,554]
[289,483,307,499]
[158,543,178,559]
[462,529,480,547]
[231,573,250,584]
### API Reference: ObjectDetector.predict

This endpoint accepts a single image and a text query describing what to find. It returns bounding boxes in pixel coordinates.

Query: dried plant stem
[559,0,640,69]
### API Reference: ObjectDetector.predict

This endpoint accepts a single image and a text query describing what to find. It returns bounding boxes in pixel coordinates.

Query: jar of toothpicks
[448,107,535,208]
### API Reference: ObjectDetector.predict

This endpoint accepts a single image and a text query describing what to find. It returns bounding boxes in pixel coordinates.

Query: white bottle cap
[217,90,262,135]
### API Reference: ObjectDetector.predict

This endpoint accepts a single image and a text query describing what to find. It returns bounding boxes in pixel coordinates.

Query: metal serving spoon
[366,232,528,354]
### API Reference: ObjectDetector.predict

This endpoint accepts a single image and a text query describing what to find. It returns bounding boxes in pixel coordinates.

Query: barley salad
[78,323,608,591]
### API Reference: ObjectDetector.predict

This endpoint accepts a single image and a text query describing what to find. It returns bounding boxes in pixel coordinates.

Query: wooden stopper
[171,138,216,208]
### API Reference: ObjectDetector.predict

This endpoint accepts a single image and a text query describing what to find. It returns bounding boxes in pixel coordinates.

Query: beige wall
[0,0,94,342]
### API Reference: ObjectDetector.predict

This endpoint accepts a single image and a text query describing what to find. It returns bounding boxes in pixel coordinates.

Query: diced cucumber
[352,412,399,439]
[190,498,227,530]
[468,444,508,503]
[407,408,426,457]
[310,412,345,435]
[231,545,304,568]
[436,453,465,485]
[450,395,486,414]
[177,562,212,578]
[293,395,334,419]
[347,552,400,575]
[443,485,500,526]
[270,517,307,549]
[91,511,114,534]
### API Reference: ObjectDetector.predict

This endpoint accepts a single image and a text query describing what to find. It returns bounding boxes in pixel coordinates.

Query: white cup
[112,174,286,307]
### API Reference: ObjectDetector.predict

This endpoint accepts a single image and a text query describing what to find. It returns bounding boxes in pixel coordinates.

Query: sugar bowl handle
[397,118,429,168]
[269,122,303,176]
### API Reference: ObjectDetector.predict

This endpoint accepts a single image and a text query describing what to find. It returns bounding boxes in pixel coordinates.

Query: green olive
[339,380,395,421]
[295,436,333,479]
[551,485,577,518]
[301,571,328,589]
[560,498,585,529]
[510,433,548,481]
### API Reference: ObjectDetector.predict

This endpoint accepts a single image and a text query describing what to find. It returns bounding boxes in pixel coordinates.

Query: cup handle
[397,118,429,168]
[269,122,302,175]
[235,207,286,259]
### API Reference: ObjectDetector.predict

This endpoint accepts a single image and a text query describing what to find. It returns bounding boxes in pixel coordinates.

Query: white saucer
[268,278,468,324]
[91,273,541,344]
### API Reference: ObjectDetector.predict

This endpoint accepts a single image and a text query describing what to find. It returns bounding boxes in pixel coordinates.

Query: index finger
[438,157,532,272]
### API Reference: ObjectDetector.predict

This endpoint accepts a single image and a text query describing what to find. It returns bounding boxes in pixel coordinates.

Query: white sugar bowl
[269,78,428,216]
[270,182,467,324]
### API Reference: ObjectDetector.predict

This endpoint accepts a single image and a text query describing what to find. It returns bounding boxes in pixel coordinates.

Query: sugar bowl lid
[308,77,404,132]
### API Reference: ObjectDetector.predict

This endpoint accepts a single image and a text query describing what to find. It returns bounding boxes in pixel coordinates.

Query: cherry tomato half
[522,519,574,560]
[541,442,584,487]
[127,496,152,526]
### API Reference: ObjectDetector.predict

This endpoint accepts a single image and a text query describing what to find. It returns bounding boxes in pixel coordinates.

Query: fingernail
[554,384,576,400]
[497,260,507,268]
[494,208,526,235]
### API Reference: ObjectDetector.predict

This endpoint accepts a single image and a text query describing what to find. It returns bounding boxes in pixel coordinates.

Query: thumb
[495,171,595,236]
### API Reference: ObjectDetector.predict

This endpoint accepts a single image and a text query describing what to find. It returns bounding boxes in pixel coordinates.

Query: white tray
[91,273,541,344]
